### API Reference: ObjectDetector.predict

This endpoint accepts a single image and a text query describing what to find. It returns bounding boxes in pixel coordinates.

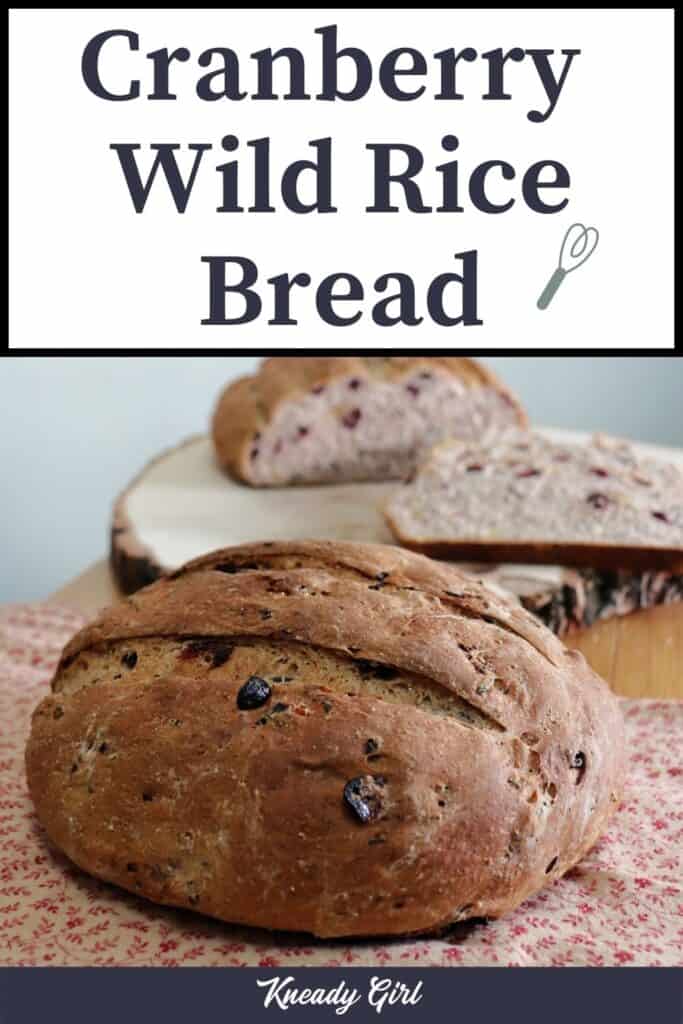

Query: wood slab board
[103,430,683,699]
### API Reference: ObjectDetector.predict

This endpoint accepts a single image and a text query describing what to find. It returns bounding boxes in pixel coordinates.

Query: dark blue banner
[1,967,682,1024]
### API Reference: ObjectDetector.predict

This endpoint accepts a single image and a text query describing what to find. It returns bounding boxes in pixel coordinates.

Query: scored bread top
[58,540,566,695]
[29,540,624,938]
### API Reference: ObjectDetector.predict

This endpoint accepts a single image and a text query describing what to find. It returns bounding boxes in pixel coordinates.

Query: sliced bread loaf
[386,431,683,570]
[212,356,525,486]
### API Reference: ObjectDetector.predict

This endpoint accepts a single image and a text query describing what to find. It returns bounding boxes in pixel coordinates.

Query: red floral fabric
[1,603,681,967]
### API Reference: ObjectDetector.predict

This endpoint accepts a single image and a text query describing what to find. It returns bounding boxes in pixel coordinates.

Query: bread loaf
[26,540,624,939]
[386,431,683,570]
[212,357,525,486]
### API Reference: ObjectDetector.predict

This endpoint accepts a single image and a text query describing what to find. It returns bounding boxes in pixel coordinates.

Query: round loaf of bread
[26,541,624,938]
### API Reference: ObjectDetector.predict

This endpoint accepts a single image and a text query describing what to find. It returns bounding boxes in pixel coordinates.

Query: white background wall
[1,356,681,603]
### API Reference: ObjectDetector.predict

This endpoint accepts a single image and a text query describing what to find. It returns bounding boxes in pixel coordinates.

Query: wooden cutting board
[110,429,683,588]
[565,602,682,699]
[53,427,683,701]
[49,428,683,699]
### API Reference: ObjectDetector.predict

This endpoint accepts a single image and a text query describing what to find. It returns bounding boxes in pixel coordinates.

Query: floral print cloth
[1,603,681,967]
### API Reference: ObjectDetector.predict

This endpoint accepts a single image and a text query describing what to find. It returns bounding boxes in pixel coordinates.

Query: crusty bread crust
[384,533,683,572]
[26,540,624,939]
[211,357,526,485]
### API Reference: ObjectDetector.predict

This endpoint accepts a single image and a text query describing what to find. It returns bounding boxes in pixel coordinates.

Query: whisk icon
[537,222,599,310]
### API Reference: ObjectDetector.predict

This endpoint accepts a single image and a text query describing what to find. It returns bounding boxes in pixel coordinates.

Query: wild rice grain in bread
[26,540,624,938]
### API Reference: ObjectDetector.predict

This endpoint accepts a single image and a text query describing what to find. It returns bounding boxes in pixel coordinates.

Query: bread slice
[386,431,683,570]
[212,356,526,486]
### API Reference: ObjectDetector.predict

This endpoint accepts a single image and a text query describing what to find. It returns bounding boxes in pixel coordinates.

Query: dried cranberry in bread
[386,432,683,571]
[26,540,624,939]
[211,357,525,486]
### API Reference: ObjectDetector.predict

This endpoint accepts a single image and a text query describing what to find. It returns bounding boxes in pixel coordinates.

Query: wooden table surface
[47,558,683,700]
